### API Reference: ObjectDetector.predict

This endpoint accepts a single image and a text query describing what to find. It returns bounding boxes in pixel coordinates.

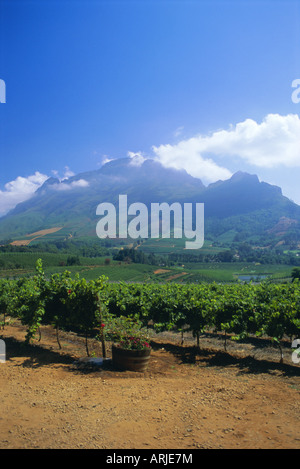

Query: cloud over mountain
[1,113,299,217]
[1,156,300,247]
[0,167,88,217]
[152,114,300,182]
[51,179,90,191]
[0,172,48,216]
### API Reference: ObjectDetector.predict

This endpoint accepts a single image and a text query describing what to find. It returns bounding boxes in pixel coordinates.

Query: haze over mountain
[0,157,299,249]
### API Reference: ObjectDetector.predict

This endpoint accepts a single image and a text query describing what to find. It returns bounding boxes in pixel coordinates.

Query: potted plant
[105,316,152,372]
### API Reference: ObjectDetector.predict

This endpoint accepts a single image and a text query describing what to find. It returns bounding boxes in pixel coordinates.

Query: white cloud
[51,166,76,181]
[173,126,184,138]
[101,155,113,166]
[152,113,300,182]
[0,168,89,217]
[200,113,300,168]
[0,172,48,216]
[52,179,89,191]
[62,166,75,179]
[73,179,89,188]
[152,139,232,183]
[127,151,146,167]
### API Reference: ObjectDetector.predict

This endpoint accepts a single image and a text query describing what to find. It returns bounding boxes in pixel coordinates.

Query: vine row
[1,259,300,361]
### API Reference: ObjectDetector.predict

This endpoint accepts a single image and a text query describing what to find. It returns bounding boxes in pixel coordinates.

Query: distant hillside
[0,157,300,250]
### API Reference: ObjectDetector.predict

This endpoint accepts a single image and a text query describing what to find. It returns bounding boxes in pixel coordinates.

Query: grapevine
[1,260,300,361]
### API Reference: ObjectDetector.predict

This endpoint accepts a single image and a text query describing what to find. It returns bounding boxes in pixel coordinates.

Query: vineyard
[1,259,300,364]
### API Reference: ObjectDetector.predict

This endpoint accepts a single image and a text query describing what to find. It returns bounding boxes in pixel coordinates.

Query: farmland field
[1,257,300,450]
[0,250,294,283]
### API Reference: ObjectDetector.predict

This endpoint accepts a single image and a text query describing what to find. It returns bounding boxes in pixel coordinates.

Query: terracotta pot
[112,345,151,372]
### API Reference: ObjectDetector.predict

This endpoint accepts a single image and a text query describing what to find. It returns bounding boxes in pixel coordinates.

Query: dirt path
[0,322,300,449]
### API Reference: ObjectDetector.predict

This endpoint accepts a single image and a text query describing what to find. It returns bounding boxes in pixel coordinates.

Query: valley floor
[0,321,299,450]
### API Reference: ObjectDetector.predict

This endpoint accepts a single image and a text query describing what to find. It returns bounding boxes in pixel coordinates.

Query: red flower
[101,323,105,328]
[68,289,72,294]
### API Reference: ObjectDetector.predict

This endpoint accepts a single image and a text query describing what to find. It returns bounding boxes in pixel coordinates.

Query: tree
[291,267,300,282]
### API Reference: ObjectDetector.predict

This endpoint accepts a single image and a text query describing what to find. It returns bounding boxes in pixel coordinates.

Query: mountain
[0,157,300,249]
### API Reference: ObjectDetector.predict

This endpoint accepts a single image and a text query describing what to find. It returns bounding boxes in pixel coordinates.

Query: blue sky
[0,0,300,215]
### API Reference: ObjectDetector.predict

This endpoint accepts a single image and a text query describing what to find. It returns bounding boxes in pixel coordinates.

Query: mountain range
[1,157,300,250]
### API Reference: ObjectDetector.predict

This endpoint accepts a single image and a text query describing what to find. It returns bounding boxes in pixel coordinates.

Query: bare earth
[0,320,300,450]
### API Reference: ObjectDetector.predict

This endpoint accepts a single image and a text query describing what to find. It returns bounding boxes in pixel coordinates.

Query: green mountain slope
[0,158,299,250]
